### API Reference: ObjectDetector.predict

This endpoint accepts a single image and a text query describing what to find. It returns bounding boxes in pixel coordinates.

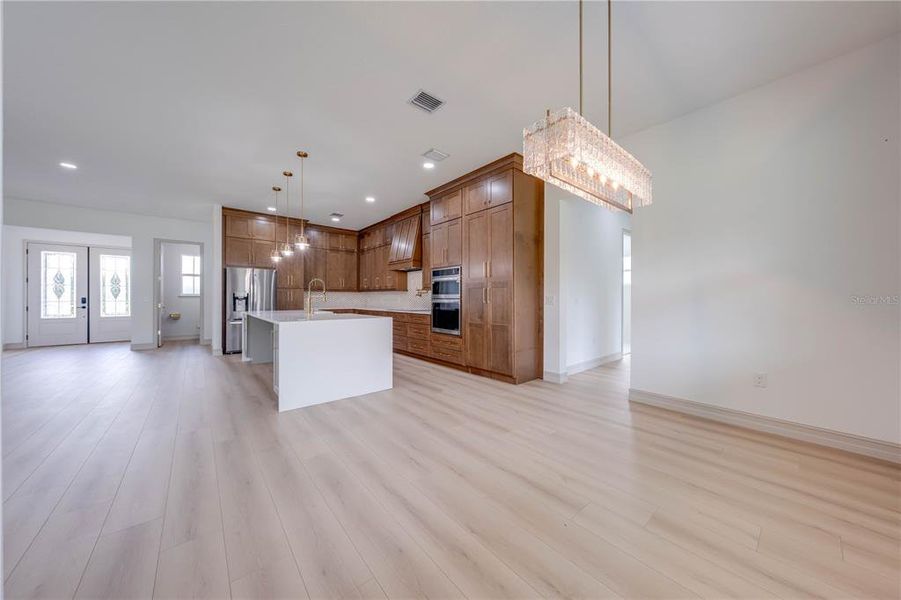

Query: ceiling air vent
[409,90,444,113]
[422,148,449,162]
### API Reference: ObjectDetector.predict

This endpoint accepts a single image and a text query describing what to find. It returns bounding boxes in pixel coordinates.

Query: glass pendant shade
[269,248,282,262]
[294,233,309,250]
[280,242,294,257]
[524,107,651,213]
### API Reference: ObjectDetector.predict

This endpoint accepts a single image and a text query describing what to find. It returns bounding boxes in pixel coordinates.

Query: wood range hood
[386,206,423,272]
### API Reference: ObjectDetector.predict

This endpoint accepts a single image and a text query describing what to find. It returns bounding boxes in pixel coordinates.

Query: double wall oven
[431,266,461,336]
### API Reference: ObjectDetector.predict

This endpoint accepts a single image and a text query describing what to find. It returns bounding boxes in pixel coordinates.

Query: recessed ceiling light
[422,161,435,170]
[331,216,341,222]
[59,162,78,170]
[365,196,376,203]
[267,206,277,212]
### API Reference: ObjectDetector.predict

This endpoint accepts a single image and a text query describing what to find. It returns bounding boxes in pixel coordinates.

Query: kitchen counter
[328,307,431,315]
[243,310,392,412]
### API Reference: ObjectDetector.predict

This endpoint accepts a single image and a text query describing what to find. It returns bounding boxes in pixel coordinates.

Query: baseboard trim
[567,352,623,376]
[3,342,27,350]
[161,335,200,342]
[201,338,212,346]
[130,342,156,351]
[629,388,901,464]
[543,371,568,384]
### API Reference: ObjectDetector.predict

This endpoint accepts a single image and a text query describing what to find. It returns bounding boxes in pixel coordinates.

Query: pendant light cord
[608,0,612,137]
[300,156,305,237]
[579,0,583,116]
[285,174,290,244]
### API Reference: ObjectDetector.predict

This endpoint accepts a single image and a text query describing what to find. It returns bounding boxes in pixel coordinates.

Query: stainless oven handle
[432,276,461,282]
[432,295,461,301]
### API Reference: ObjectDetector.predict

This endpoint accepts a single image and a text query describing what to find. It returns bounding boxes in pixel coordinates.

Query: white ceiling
[5,1,899,228]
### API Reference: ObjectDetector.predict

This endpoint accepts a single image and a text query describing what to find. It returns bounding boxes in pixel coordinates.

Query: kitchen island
[243,310,393,412]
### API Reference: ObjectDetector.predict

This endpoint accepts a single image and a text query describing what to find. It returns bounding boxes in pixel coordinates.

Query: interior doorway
[155,240,203,347]
[622,230,632,356]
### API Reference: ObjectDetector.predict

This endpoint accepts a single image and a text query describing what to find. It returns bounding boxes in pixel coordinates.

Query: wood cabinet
[276,252,303,289]
[276,288,304,310]
[328,231,357,252]
[303,247,327,289]
[358,222,407,291]
[426,153,544,383]
[430,218,462,268]
[430,189,462,225]
[224,237,254,267]
[463,203,514,376]
[464,170,513,215]
[223,209,281,268]
[326,249,357,290]
[226,212,276,241]
[421,233,431,288]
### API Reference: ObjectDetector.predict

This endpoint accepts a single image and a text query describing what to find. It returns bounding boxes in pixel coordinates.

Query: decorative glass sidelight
[41,251,77,318]
[100,254,131,317]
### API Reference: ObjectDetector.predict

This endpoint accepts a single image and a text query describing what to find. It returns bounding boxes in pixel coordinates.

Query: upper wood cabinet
[224,237,254,267]
[225,212,276,241]
[430,189,462,225]
[464,170,513,215]
[421,233,431,288]
[303,247,327,289]
[388,214,422,270]
[326,249,357,291]
[276,252,303,289]
[328,232,357,252]
[430,218,462,268]
[305,227,327,249]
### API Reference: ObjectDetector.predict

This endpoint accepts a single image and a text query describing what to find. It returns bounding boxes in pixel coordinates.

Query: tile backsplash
[314,270,432,312]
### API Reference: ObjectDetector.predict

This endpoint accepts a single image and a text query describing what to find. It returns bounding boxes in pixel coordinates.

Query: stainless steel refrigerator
[224,267,277,354]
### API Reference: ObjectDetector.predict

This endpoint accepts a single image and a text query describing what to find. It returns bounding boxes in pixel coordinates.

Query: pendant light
[269,185,283,263]
[523,0,651,213]
[280,170,294,257]
[293,150,310,250]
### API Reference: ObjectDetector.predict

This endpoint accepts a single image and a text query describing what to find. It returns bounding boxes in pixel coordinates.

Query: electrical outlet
[753,373,768,388]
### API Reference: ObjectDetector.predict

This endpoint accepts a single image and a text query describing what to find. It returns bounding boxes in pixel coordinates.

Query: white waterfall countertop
[244,310,377,324]
[242,310,392,411]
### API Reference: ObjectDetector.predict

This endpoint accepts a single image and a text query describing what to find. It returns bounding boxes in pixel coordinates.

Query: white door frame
[621,228,632,357]
[154,238,205,348]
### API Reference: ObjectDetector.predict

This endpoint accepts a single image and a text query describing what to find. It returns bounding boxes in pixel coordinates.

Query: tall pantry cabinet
[426,153,543,384]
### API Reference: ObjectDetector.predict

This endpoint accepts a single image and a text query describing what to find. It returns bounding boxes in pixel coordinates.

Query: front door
[89,247,132,343]
[26,243,89,347]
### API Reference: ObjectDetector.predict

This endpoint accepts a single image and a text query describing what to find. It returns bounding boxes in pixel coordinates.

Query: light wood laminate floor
[2,341,899,599]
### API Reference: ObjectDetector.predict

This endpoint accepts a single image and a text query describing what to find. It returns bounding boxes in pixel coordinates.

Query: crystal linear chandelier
[523,0,651,213]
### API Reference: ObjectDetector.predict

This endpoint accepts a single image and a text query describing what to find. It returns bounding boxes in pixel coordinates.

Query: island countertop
[244,310,385,324]
[242,309,393,412]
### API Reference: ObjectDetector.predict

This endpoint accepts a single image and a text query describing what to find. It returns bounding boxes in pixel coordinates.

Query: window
[100,254,131,317]
[181,255,201,296]
[41,250,77,318]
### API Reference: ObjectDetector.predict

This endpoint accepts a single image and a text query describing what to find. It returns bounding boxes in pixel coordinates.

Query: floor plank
[3,341,899,600]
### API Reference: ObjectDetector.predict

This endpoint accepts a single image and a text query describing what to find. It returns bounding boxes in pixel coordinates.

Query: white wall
[2,225,132,346]
[161,242,202,340]
[626,35,900,444]
[543,183,632,380]
[3,198,213,349]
